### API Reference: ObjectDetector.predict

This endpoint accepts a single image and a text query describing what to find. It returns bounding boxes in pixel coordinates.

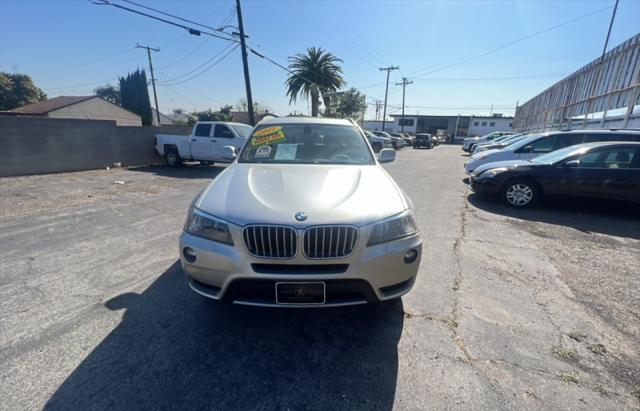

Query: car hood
[196,163,407,227]
[470,148,501,160]
[472,160,535,175]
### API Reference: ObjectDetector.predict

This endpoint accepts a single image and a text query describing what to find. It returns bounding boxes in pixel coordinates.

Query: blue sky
[1,0,639,118]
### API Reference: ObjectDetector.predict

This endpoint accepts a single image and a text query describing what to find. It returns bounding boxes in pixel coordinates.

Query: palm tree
[285,47,344,117]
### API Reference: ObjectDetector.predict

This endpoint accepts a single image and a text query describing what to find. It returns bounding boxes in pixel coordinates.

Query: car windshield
[497,134,526,145]
[492,134,519,143]
[230,124,253,138]
[239,123,375,165]
[531,145,591,164]
[508,133,544,150]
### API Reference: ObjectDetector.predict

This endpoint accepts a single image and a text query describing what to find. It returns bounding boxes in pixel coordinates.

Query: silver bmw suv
[179,117,422,307]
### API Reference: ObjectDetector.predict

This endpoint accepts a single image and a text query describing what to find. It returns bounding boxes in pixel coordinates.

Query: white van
[465,129,640,174]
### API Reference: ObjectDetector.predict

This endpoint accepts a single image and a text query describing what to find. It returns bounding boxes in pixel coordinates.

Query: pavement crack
[449,194,473,364]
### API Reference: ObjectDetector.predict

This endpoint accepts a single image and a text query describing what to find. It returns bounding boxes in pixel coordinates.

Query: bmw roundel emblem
[295,212,307,222]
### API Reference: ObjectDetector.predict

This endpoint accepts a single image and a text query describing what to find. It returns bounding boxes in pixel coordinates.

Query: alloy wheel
[505,184,533,206]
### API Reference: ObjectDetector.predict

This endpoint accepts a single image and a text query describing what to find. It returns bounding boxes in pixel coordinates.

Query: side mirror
[563,159,579,168]
[520,145,533,153]
[378,148,396,163]
[221,145,237,161]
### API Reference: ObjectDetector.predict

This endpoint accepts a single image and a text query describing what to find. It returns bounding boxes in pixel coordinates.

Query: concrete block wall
[1,116,191,177]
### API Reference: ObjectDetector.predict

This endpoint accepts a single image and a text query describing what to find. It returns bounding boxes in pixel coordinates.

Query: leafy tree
[167,108,195,126]
[0,72,47,110]
[285,47,344,117]
[332,88,366,119]
[191,105,234,123]
[119,69,153,125]
[236,98,272,114]
[94,84,120,105]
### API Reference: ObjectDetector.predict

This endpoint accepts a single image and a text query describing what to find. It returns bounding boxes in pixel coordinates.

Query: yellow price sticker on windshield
[252,126,286,147]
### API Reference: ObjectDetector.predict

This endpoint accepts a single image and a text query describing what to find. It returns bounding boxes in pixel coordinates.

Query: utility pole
[136,43,161,125]
[235,0,255,126]
[395,77,413,133]
[379,66,399,131]
[601,0,619,61]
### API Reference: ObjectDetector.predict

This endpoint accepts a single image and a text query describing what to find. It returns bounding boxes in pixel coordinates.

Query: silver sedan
[179,117,422,307]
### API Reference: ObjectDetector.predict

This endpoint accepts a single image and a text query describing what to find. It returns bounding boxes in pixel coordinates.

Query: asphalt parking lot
[1,146,639,410]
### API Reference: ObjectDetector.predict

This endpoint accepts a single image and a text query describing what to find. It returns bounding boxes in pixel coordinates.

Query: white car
[471,133,528,154]
[462,131,514,152]
[156,121,253,166]
[180,117,422,307]
[464,129,640,175]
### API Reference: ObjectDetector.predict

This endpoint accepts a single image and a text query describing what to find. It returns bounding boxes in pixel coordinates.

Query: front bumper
[468,176,501,194]
[180,231,422,307]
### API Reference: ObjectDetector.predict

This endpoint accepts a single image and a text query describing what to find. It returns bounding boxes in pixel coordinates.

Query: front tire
[501,179,539,208]
[165,149,182,167]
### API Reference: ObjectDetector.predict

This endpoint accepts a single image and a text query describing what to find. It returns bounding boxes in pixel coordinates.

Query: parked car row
[465,129,640,208]
[462,131,516,153]
[364,131,393,152]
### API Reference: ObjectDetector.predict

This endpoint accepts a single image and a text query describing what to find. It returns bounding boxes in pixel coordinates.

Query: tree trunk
[311,87,319,117]
[323,95,331,117]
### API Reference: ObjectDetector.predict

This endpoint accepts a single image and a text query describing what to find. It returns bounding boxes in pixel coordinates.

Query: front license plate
[275,282,326,305]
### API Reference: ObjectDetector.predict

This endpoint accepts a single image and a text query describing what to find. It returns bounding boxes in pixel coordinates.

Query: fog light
[404,249,418,264]
[183,247,197,263]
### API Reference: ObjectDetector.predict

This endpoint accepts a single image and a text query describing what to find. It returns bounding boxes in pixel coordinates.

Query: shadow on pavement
[45,262,404,410]
[468,193,640,240]
[129,163,227,179]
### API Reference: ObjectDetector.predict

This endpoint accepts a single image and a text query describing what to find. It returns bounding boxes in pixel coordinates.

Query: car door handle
[211,139,217,143]
[191,138,197,141]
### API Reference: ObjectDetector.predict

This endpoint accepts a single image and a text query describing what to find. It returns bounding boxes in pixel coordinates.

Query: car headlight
[367,210,419,246]
[184,206,234,245]
[477,167,509,179]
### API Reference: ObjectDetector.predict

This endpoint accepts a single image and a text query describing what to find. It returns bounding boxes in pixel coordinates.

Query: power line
[412,73,569,82]
[92,0,238,42]
[351,5,613,91]
[247,46,322,91]
[156,37,212,70]
[121,0,226,33]
[406,5,612,79]
[320,0,393,67]
[159,45,239,86]
[306,16,381,70]
[42,77,118,91]
[158,43,236,83]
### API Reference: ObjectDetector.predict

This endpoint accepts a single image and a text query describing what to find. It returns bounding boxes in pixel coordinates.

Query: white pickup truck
[156,121,254,166]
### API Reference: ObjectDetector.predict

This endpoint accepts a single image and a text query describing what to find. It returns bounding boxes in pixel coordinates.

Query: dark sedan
[468,142,640,208]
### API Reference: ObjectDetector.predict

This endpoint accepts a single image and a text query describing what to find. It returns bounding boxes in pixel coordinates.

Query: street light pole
[380,66,399,131]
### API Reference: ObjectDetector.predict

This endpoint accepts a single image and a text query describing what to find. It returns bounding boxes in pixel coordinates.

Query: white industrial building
[468,115,513,136]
